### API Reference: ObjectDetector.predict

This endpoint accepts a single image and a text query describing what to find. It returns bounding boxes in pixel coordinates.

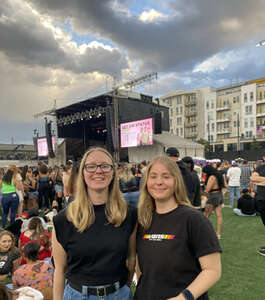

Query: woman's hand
[167,293,186,300]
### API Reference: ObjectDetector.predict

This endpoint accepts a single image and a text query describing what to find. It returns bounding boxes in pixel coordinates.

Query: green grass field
[208,207,265,300]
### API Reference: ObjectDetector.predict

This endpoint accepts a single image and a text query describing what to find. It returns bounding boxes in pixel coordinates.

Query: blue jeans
[1,192,19,227]
[228,186,240,207]
[123,191,139,208]
[233,208,256,217]
[63,283,132,300]
[240,183,249,191]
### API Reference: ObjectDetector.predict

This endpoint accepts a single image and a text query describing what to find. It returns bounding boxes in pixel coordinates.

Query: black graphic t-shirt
[135,205,222,300]
[0,248,21,275]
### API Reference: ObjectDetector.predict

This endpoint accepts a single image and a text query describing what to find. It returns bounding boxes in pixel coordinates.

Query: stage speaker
[45,121,55,158]
[154,112,162,134]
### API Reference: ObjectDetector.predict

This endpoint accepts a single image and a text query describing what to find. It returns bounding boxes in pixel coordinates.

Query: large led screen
[37,137,55,157]
[120,118,153,148]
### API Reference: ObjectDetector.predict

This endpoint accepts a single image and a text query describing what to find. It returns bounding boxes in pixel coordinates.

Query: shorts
[55,185,63,193]
[29,191,39,199]
[207,191,224,207]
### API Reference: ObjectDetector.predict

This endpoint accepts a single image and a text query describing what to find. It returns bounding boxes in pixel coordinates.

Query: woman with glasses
[135,156,221,300]
[52,147,137,300]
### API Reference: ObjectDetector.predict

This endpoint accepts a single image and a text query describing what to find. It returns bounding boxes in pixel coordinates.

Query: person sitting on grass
[12,242,53,300]
[233,188,257,217]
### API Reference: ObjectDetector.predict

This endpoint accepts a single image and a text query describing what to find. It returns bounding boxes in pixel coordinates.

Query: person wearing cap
[165,148,194,203]
[182,156,201,207]
[251,155,265,256]
[227,162,241,207]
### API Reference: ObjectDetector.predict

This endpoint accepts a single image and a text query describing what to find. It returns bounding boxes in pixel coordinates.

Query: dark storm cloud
[0,0,128,77]
[24,0,265,73]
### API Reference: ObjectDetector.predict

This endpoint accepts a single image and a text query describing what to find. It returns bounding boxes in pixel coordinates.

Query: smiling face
[83,150,114,193]
[147,161,176,204]
[0,234,13,252]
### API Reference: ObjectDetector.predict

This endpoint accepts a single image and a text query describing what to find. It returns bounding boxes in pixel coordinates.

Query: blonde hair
[138,155,191,231]
[28,217,48,248]
[66,147,127,232]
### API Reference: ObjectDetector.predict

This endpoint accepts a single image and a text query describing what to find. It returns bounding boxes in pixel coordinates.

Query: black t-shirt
[237,194,256,215]
[255,164,265,201]
[135,205,222,300]
[53,204,137,286]
[0,248,21,275]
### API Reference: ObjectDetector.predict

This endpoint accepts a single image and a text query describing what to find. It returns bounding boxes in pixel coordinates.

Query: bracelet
[181,289,194,300]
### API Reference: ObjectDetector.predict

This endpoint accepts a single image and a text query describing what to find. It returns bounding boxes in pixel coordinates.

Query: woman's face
[0,234,12,252]
[147,162,175,203]
[83,150,114,192]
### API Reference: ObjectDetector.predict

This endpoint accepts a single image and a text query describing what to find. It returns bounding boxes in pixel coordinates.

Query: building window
[250,92,254,101]
[234,121,237,127]
[245,105,252,115]
[244,120,248,128]
[180,107,183,114]
[206,101,209,109]
[250,118,254,128]
[170,108,173,116]
[176,128,179,135]
[244,93,247,103]
[176,107,179,115]
[168,98,172,106]
[177,96,182,104]
[177,117,182,125]
[211,123,214,131]
[227,143,237,151]
[180,128,183,135]
[211,102,214,109]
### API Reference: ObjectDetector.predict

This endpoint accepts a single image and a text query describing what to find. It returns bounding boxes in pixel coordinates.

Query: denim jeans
[123,191,139,208]
[228,186,240,207]
[233,208,256,217]
[1,192,19,227]
[63,283,133,300]
[240,183,249,191]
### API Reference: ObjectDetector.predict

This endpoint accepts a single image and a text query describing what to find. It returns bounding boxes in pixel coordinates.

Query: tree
[197,138,211,152]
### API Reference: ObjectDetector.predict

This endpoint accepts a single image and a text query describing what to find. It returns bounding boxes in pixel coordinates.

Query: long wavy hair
[2,169,14,185]
[138,155,191,231]
[0,231,16,254]
[202,165,224,189]
[28,217,49,249]
[66,147,127,232]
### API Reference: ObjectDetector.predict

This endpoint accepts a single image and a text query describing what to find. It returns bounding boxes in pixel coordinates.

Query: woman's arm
[204,176,215,193]
[126,224,137,285]
[12,257,22,274]
[168,252,221,300]
[52,227,67,300]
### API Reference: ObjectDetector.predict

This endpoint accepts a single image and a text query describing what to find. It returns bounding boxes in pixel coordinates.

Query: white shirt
[227,167,241,186]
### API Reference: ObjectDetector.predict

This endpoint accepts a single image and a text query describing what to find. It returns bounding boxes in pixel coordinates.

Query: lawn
[208,207,265,300]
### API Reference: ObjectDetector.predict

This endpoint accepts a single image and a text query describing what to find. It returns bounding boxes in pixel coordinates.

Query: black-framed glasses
[83,163,114,173]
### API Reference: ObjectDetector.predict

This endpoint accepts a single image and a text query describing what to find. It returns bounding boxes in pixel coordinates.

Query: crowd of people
[0,147,264,299]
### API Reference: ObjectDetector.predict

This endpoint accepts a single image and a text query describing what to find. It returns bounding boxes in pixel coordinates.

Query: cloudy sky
[1,0,265,144]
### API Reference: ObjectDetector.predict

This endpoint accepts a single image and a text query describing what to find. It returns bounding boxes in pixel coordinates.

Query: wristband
[181,289,194,300]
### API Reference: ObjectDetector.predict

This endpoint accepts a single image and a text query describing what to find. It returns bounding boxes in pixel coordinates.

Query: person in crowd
[21,208,48,233]
[251,155,265,256]
[233,188,256,216]
[165,147,195,202]
[66,162,79,205]
[12,242,53,300]
[227,162,241,207]
[0,169,19,228]
[182,156,201,207]
[37,164,50,210]
[202,164,225,240]
[240,160,252,191]
[52,147,137,300]
[53,166,64,210]
[133,164,142,190]
[9,165,24,218]
[135,156,222,300]
[0,231,21,282]
[19,217,51,265]
[22,167,39,210]
[119,163,139,207]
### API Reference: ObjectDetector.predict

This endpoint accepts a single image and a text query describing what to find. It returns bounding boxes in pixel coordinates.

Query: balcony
[256,98,265,104]
[185,132,197,138]
[184,121,197,127]
[256,111,265,117]
[185,111,197,117]
[216,104,231,111]
[216,115,231,122]
[184,99,197,106]
[216,127,231,134]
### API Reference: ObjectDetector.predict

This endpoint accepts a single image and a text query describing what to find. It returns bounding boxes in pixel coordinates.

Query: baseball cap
[165,147,179,158]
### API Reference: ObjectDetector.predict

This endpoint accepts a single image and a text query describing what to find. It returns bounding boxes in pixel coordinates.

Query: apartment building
[160,77,265,152]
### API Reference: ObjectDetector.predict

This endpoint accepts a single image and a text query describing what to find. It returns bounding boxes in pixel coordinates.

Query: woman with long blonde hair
[52,147,137,300]
[135,156,222,300]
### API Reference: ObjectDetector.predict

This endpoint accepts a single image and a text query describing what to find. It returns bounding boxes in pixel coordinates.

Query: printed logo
[142,234,175,241]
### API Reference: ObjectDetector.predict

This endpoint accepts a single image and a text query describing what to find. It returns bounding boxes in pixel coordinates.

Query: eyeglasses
[83,163,113,173]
